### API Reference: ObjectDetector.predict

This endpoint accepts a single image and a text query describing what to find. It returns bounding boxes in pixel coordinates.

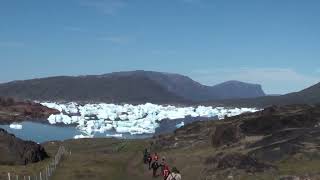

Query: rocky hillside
[0,97,59,124]
[0,128,48,165]
[0,70,265,103]
[153,104,320,179]
[209,80,265,100]
[210,81,320,107]
[2,104,320,179]
[105,70,265,101]
[0,74,188,104]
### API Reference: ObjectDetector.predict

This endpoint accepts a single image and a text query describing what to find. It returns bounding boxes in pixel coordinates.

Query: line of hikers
[143,148,182,180]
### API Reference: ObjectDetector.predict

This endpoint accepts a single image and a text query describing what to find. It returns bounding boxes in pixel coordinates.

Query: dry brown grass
[2,138,320,180]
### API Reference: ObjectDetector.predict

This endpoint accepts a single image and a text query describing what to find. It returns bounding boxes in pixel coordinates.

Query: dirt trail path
[126,152,155,180]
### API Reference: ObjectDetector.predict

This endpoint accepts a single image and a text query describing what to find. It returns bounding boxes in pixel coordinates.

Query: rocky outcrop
[205,152,273,173]
[153,104,320,176]
[240,105,320,135]
[211,123,243,147]
[0,97,59,124]
[153,121,213,149]
[0,128,48,165]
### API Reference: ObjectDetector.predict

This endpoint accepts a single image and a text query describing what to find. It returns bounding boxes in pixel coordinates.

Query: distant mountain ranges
[0,70,318,107]
[210,81,320,107]
[0,70,265,104]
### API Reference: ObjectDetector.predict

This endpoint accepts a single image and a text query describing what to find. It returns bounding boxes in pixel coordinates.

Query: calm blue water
[0,116,214,143]
[0,121,151,143]
[0,122,80,143]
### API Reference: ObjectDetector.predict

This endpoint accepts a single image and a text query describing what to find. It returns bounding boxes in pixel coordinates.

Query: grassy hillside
[1,137,320,180]
[2,104,320,180]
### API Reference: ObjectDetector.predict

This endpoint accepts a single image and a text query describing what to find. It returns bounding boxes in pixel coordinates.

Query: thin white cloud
[98,36,134,44]
[181,0,199,3]
[180,0,205,4]
[189,68,319,94]
[80,0,126,15]
[151,50,178,55]
[0,41,25,48]
[63,26,86,32]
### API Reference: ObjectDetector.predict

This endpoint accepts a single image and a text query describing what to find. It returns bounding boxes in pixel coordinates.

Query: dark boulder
[0,128,48,165]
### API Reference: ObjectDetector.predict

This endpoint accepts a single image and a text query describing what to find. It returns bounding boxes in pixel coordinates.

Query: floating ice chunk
[47,114,72,124]
[42,102,260,136]
[176,122,185,129]
[74,134,93,139]
[95,124,113,133]
[71,116,81,124]
[9,123,22,130]
[106,134,123,138]
[48,114,58,124]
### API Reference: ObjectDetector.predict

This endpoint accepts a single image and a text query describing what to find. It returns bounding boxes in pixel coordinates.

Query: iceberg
[41,102,260,137]
[74,134,93,139]
[9,123,23,130]
[176,121,185,129]
[106,133,123,138]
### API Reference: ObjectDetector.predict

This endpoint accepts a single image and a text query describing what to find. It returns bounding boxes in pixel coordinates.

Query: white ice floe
[106,134,123,138]
[176,122,185,129]
[42,102,259,136]
[9,123,23,130]
[74,134,93,139]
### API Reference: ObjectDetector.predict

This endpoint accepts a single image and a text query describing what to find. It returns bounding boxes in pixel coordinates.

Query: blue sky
[0,0,319,94]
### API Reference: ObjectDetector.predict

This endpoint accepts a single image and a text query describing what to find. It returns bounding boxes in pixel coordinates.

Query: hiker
[153,152,159,161]
[143,148,149,164]
[151,159,160,177]
[147,153,152,170]
[162,164,170,180]
[166,167,181,180]
[160,157,165,172]
[160,157,168,175]
[162,165,170,180]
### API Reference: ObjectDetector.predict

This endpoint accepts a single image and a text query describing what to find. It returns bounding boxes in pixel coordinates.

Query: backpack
[168,174,177,180]
[172,175,177,180]
[152,161,159,169]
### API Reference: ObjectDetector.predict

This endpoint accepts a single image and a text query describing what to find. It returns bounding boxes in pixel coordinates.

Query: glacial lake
[0,121,152,143]
[0,116,215,143]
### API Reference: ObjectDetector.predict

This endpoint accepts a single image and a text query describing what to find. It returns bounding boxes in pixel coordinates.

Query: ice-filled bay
[41,102,259,138]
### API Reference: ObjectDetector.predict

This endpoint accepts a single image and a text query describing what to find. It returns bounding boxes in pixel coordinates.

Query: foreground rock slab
[0,128,48,165]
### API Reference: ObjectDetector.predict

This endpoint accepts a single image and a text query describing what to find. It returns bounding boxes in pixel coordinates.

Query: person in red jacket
[160,157,170,180]
[153,152,159,161]
[162,164,170,180]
